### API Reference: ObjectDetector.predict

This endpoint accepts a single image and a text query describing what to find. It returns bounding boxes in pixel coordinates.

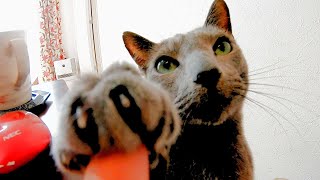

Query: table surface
[32,79,69,137]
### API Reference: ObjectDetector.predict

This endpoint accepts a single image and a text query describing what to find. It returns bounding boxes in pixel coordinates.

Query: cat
[51,0,253,179]
[122,0,253,179]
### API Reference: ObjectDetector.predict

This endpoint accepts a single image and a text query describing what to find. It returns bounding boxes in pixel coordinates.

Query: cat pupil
[163,60,171,69]
[218,43,225,51]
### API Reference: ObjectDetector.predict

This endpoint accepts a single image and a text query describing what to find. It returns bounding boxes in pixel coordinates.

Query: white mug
[0,30,32,110]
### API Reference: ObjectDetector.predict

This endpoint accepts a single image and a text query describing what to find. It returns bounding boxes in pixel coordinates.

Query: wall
[96,0,213,69]
[228,1,320,179]
[60,0,78,65]
[96,0,320,179]
[60,0,95,74]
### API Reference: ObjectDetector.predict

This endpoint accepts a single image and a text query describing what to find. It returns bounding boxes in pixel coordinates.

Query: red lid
[0,111,51,174]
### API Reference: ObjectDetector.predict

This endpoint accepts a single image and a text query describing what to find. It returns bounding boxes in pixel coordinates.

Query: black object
[0,90,51,115]
[0,145,63,180]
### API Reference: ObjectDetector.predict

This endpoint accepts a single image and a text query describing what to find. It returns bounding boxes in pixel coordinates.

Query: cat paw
[51,62,181,174]
[58,150,91,172]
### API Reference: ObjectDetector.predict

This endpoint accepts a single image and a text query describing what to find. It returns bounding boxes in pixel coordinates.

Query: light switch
[54,58,77,79]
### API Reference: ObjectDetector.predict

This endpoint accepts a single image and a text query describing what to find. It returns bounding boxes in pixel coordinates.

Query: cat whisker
[248,61,281,74]
[225,79,248,87]
[176,95,194,115]
[248,82,320,100]
[239,95,295,148]
[248,64,293,77]
[248,75,296,81]
[174,87,190,104]
[245,82,307,94]
[177,96,196,123]
[175,93,189,105]
[236,85,320,119]
[180,107,194,128]
[246,90,303,129]
[248,59,306,77]
[247,90,320,118]
[241,95,289,129]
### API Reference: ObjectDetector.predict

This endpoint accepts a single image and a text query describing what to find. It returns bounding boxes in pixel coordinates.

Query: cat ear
[204,0,232,33]
[123,31,155,69]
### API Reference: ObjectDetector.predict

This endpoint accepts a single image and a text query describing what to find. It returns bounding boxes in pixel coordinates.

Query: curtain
[39,0,65,82]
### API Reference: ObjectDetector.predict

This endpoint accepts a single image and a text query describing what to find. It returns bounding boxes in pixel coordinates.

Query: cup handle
[9,38,30,87]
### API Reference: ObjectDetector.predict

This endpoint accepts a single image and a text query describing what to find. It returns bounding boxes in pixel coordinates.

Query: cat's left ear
[204,0,232,33]
[123,31,156,70]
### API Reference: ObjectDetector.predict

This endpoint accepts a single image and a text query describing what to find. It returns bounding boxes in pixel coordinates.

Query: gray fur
[51,62,181,175]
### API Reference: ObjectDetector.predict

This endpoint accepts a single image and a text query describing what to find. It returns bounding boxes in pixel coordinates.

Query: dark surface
[0,145,63,180]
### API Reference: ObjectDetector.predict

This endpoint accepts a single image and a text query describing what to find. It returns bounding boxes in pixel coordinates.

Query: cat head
[123,0,248,126]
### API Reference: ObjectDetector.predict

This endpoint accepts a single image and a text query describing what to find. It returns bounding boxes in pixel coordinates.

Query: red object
[0,111,51,174]
[84,145,149,180]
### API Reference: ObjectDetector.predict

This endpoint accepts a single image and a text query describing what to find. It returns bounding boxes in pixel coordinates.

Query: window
[0,0,40,83]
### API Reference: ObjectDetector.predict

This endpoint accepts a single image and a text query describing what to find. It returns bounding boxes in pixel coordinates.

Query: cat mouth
[178,89,232,125]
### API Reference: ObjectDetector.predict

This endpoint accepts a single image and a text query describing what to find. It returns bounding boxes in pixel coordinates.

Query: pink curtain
[39,0,65,82]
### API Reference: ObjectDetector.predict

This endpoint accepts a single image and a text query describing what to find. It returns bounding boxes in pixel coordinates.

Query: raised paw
[51,62,181,175]
[109,85,165,151]
[51,81,102,174]
[59,150,91,172]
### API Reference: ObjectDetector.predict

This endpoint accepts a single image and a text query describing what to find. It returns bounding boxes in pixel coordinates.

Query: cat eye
[213,37,232,55]
[155,56,179,74]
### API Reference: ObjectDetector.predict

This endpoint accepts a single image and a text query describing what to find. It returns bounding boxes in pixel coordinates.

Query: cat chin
[187,119,221,126]
[184,98,243,127]
[187,116,227,127]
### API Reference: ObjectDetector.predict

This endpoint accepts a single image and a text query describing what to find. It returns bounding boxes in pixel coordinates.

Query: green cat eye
[213,37,232,55]
[155,56,179,74]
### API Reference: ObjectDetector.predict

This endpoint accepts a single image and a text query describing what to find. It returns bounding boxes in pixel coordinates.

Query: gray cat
[51,0,253,179]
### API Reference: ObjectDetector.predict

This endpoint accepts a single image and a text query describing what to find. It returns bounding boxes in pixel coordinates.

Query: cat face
[123,0,248,126]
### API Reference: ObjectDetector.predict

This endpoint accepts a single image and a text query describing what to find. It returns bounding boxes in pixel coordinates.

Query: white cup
[0,30,32,110]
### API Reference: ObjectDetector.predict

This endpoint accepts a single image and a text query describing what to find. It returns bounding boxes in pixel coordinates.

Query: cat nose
[194,68,221,88]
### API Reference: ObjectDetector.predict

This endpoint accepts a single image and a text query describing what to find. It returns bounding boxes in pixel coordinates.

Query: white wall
[96,0,213,69]
[60,0,78,64]
[60,0,96,74]
[96,0,320,179]
[230,1,320,179]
